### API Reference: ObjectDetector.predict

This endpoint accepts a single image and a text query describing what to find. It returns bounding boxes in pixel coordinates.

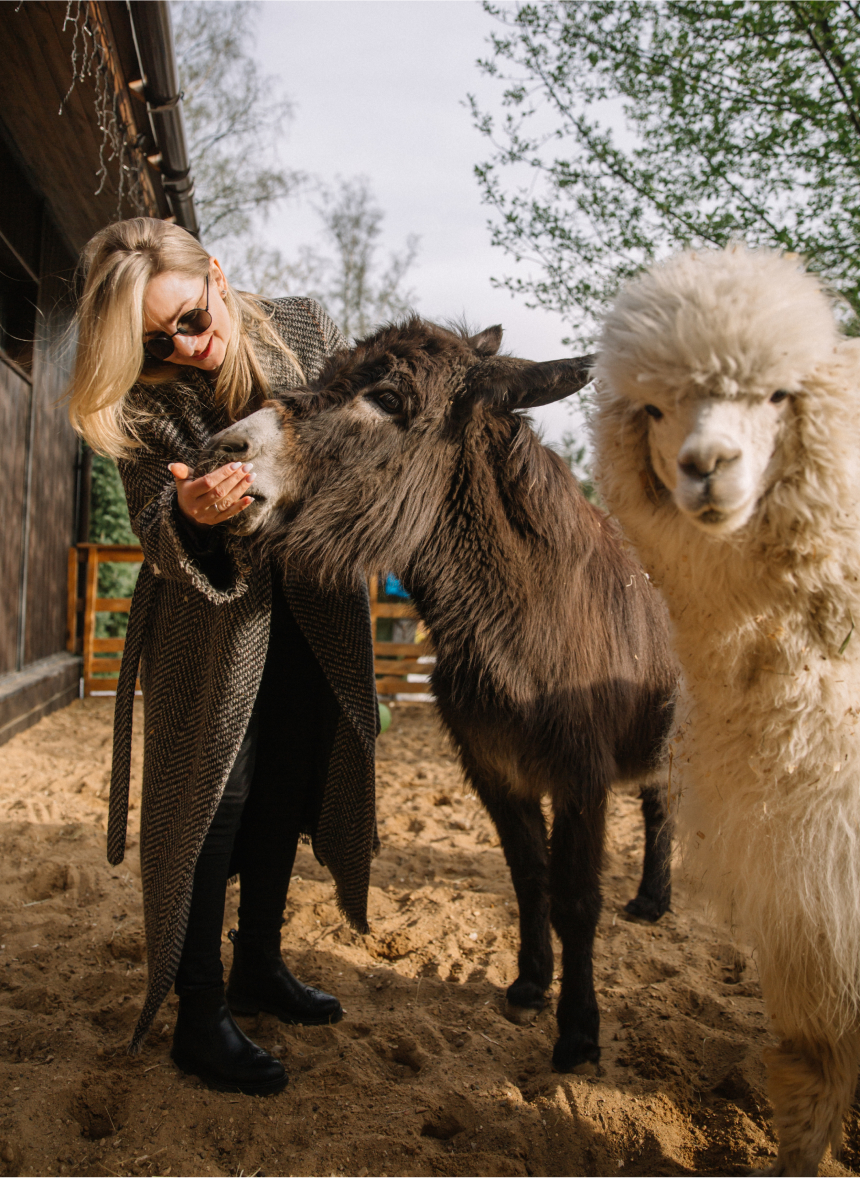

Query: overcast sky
[249,0,586,447]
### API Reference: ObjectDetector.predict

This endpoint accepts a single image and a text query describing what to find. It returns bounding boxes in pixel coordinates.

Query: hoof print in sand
[420,1110,464,1140]
[374,1033,425,1076]
[68,1078,128,1141]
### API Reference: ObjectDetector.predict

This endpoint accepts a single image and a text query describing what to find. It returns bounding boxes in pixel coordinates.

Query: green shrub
[89,453,138,640]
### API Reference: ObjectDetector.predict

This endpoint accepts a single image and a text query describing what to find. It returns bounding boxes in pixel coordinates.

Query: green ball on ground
[378,702,392,734]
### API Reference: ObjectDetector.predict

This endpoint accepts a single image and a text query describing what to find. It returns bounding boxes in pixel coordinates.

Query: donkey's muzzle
[195,406,290,534]
[212,432,253,461]
[201,406,284,469]
[204,422,258,465]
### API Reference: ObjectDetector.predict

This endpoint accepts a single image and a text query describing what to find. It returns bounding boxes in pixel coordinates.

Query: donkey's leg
[763,1032,860,1177]
[470,776,553,1023]
[549,795,606,1071]
[624,783,672,922]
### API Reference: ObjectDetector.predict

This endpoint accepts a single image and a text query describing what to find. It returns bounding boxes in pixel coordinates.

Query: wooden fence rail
[68,543,434,700]
[367,575,434,697]
[67,543,141,697]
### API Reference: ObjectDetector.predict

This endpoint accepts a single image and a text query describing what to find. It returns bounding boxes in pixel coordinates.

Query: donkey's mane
[309,317,474,402]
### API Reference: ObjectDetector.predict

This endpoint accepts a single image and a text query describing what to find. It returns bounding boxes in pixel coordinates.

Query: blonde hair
[67,217,303,457]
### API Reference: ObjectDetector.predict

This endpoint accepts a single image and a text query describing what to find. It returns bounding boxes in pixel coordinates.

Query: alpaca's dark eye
[770,390,790,404]
[644,404,663,419]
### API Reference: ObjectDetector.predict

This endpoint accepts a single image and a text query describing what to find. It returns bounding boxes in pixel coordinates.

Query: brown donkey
[200,319,677,1072]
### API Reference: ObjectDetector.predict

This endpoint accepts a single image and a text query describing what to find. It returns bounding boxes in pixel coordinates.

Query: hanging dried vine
[59,0,147,218]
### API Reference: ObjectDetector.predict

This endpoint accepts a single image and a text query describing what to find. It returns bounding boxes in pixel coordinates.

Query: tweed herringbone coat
[107,298,378,1053]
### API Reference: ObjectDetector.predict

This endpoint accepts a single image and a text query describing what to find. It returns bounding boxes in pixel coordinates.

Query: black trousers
[175,584,340,992]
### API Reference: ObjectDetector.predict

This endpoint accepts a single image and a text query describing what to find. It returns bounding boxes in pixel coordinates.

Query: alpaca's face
[643,392,793,534]
[596,245,841,539]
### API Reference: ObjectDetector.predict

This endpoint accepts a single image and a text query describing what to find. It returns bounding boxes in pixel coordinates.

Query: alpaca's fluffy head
[595,246,842,536]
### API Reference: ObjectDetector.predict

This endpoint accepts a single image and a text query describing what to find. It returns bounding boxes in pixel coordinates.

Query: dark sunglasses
[144,274,213,362]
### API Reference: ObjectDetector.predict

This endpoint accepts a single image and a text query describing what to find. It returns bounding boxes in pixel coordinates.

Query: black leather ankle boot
[171,984,288,1096]
[226,928,343,1026]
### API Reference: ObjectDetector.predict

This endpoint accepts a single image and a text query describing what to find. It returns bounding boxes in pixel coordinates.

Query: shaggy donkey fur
[200,319,678,1072]
[592,245,860,1176]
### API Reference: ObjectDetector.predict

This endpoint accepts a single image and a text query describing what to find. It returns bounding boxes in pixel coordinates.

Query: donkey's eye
[644,404,663,420]
[770,390,790,404]
[371,390,403,415]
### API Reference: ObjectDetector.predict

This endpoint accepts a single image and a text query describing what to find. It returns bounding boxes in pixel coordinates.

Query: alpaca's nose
[678,434,741,479]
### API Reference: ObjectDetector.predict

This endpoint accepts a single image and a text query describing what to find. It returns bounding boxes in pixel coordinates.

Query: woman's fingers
[191,465,254,506]
[217,496,255,521]
[170,460,255,526]
[198,467,255,515]
[194,463,252,501]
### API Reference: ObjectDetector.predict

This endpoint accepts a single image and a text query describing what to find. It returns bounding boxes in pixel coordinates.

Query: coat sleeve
[307,298,349,366]
[117,410,252,604]
[268,297,349,385]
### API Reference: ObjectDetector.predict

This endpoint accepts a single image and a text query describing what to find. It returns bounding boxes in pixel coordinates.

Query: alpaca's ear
[467,325,503,357]
[467,354,596,410]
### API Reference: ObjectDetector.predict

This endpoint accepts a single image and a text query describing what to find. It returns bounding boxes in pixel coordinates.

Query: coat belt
[107,564,157,865]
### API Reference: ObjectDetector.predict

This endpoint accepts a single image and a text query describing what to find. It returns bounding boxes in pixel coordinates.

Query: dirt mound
[0,699,856,1175]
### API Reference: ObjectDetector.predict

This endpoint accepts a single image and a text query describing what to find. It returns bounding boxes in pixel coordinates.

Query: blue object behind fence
[384,573,411,600]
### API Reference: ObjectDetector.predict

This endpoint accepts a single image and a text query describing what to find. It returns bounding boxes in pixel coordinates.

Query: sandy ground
[0,700,858,1178]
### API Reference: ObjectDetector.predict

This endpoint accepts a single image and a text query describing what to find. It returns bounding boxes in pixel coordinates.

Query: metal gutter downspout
[126,0,200,238]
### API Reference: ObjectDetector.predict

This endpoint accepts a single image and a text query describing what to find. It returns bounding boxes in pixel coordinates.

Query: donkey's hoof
[504,1000,542,1026]
[504,980,547,1025]
[624,894,670,923]
[551,1034,600,1073]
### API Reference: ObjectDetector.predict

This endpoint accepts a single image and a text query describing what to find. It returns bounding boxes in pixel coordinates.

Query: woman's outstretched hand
[169,461,256,527]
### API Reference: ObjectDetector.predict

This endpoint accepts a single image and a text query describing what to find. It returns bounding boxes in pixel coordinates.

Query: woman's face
[143,258,232,372]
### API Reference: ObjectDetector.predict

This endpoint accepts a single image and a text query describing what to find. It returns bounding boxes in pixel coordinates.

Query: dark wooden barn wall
[0,132,79,679]
[0,3,111,257]
[24,218,79,666]
[0,2,166,259]
[0,359,31,677]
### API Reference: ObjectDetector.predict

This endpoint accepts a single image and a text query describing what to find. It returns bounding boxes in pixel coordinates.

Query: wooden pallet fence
[69,545,434,700]
[68,543,142,697]
[368,576,434,698]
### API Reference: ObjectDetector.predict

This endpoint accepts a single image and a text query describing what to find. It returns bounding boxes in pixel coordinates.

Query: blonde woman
[69,218,378,1095]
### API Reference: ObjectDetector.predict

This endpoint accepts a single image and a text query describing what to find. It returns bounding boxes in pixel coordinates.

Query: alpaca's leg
[548,794,606,1072]
[763,1032,860,1176]
[624,782,672,922]
[469,775,553,1021]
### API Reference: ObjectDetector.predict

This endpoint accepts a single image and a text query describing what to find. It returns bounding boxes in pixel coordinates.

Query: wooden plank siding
[0,359,32,676]
[0,2,166,259]
[22,218,80,665]
[0,135,42,281]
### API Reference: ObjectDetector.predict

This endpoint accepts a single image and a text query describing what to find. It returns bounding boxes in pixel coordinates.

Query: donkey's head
[200,318,592,582]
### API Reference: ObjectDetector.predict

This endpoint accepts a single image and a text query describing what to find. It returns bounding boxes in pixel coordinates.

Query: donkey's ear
[467,325,503,357]
[468,354,596,410]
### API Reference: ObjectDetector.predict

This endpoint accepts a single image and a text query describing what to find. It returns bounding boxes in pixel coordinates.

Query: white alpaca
[591,245,860,1176]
